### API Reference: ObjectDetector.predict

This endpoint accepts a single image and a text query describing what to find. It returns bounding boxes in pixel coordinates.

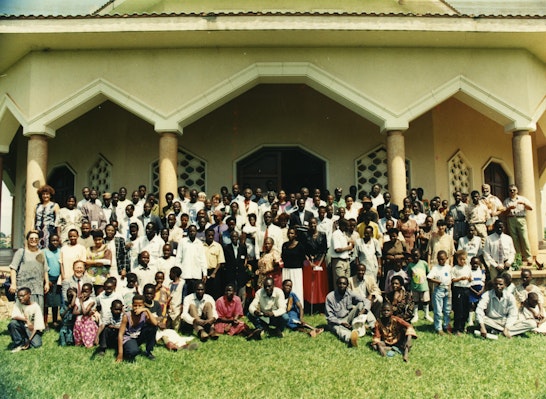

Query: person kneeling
[9,287,46,353]
[372,302,417,362]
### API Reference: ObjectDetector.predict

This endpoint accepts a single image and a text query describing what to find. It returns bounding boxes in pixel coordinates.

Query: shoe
[350,330,359,347]
[209,331,219,341]
[199,331,209,342]
[308,328,324,338]
[410,315,418,324]
[10,346,24,353]
[97,350,106,357]
[437,330,445,336]
[246,328,264,341]
[425,315,434,323]
[270,328,283,338]
[145,352,156,360]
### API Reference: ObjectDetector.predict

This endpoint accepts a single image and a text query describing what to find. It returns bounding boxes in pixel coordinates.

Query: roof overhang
[1,14,545,73]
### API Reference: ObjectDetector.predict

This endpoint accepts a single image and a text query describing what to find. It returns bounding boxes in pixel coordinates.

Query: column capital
[154,121,183,135]
[380,120,409,134]
[504,122,536,133]
[23,125,56,138]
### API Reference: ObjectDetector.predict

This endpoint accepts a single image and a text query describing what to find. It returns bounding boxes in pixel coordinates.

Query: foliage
[1,313,546,399]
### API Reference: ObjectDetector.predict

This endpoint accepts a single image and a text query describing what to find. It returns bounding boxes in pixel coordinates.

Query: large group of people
[6,181,545,362]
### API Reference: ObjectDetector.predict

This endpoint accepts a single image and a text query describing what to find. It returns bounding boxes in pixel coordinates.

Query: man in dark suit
[222,230,250,302]
[377,192,399,219]
[289,198,314,238]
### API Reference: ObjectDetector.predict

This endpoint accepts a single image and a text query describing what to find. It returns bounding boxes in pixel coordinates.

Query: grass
[1,312,546,399]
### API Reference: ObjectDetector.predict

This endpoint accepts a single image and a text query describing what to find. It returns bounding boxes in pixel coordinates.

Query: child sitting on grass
[427,250,452,335]
[117,294,158,362]
[59,287,77,346]
[95,299,124,356]
[73,283,98,348]
[9,287,46,352]
[372,302,417,362]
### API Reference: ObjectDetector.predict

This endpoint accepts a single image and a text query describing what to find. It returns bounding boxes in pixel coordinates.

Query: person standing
[503,184,533,265]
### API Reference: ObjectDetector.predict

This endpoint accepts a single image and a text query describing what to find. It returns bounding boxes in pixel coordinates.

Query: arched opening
[236,147,326,194]
[484,161,509,202]
[47,165,75,207]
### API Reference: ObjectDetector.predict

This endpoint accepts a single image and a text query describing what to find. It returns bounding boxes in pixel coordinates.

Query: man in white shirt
[370,183,385,209]
[136,222,164,268]
[115,187,132,222]
[119,204,144,240]
[330,218,354,281]
[477,276,535,338]
[255,211,283,255]
[247,277,288,339]
[175,225,207,295]
[181,282,218,341]
[483,220,516,282]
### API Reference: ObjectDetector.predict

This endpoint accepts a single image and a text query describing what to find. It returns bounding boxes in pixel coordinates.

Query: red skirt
[303,259,329,304]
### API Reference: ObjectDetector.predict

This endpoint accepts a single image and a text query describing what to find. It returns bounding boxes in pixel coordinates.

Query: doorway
[48,165,75,207]
[236,147,326,194]
[484,162,508,202]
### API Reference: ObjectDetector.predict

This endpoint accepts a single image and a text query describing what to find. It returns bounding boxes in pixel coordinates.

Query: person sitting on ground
[282,279,323,338]
[95,277,124,327]
[214,284,249,336]
[372,302,417,362]
[116,294,158,362]
[73,282,98,348]
[514,269,544,312]
[384,275,414,323]
[247,277,288,340]
[349,264,383,318]
[95,299,124,356]
[144,282,194,351]
[9,287,46,353]
[519,292,546,334]
[476,276,536,338]
[181,282,218,342]
[325,276,375,348]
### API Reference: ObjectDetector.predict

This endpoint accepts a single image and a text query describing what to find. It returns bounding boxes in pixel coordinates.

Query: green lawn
[1,313,545,399]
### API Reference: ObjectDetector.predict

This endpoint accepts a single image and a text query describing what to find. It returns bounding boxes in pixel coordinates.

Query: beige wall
[1,47,544,134]
[430,98,514,200]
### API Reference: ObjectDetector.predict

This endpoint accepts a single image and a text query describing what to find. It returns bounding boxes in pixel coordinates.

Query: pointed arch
[0,95,27,151]
[24,79,166,136]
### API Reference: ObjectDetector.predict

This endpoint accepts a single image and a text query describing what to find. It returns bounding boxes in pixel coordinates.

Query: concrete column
[158,132,179,211]
[512,130,538,257]
[386,130,407,208]
[25,134,48,234]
